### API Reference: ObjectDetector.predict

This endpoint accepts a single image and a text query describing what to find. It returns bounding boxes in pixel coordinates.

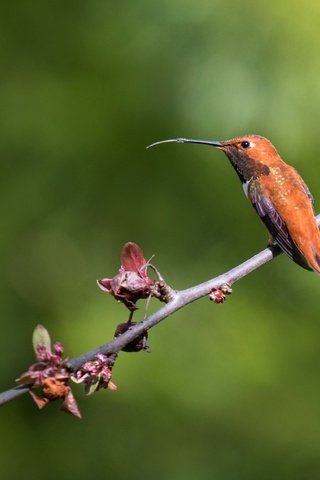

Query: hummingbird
[147,135,320,273]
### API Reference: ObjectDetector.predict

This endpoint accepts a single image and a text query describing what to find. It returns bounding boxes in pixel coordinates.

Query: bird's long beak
[146,138,224,149]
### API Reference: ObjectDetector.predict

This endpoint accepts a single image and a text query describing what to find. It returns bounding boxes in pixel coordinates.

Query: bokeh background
[2,1,320,479]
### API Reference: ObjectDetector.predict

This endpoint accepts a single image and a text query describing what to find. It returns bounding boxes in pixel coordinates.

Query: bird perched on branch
[148,135,320,273]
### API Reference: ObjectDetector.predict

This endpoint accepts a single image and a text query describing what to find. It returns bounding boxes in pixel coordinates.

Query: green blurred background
[2,1,320,478]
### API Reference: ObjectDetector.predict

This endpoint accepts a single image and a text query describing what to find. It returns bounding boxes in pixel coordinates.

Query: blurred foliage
[1,0,320,479]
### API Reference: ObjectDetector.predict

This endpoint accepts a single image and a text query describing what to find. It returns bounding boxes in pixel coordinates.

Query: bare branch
[0,385,33,405]
[1,212,320,407]
[66,245,280,371]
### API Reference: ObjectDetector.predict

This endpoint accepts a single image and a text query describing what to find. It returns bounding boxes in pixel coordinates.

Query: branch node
[148,263,177,303]
[209,283,232,304]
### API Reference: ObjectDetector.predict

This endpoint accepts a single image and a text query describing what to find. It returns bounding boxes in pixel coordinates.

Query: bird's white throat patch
[242,179,251,198]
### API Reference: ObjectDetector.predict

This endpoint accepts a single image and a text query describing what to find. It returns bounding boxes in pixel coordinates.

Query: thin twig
[1,212,320,407]
[0,385,33,406]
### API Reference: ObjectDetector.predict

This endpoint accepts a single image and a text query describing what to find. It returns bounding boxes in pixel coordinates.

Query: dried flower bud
[71,353,117,395]
[17,325,81,418]
[97,242,156,311]
[114,322,149,352]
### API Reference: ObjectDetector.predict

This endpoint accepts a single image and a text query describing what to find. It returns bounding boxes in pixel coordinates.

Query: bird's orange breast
[260,165,320,272]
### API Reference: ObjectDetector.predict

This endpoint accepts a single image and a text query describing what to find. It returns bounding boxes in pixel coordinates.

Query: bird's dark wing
[247,179,312,270]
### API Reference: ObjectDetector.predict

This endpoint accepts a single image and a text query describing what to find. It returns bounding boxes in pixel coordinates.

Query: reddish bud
[17,325,81,418]
[209,284,232,304]
[97,242,155,311]
[53,342,64,356]
[71,354,117,394]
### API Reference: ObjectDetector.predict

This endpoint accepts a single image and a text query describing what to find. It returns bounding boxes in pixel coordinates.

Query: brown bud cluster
[17,325,81,418]
[71,353,117,395]
[209,284,232,304]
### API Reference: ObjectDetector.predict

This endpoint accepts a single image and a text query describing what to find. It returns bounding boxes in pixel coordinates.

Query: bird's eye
[241,141,251,148]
